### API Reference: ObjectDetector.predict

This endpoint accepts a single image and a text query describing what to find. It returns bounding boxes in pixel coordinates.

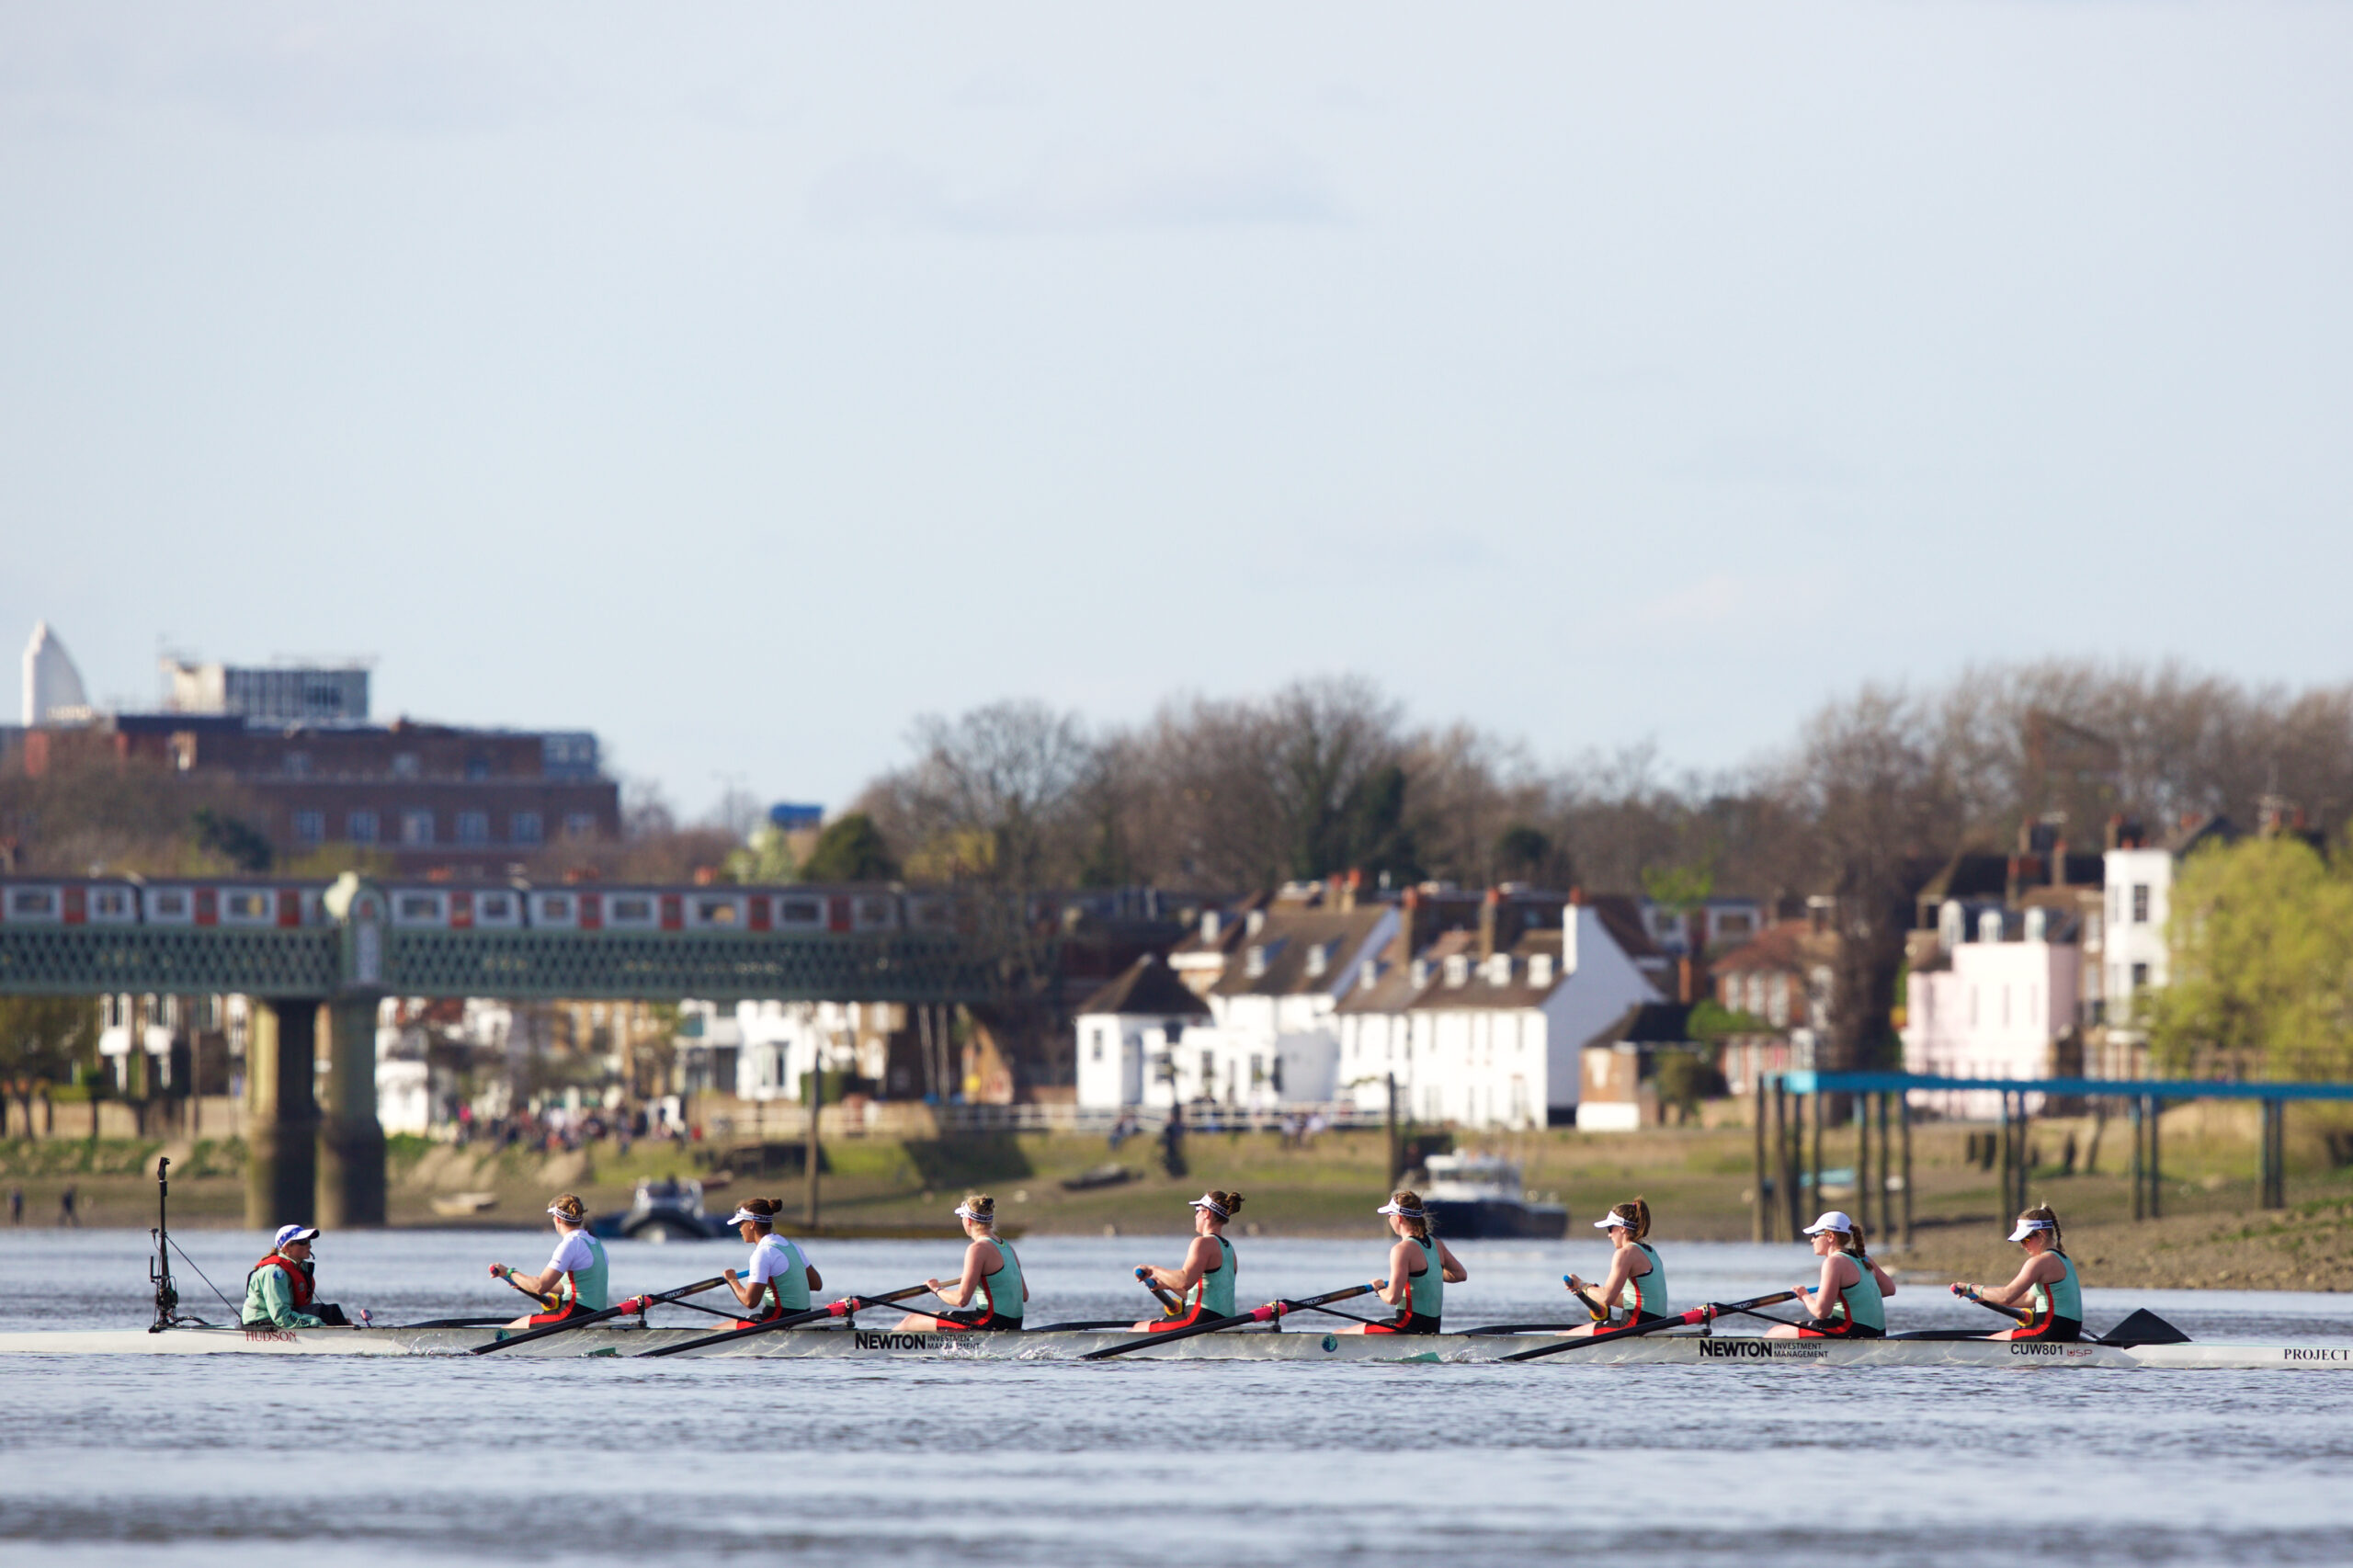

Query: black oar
[1949,1283,2034,1325]
[636,1283,933,1358]
[1082,1283,1377,1361]
[1501,1290,1800,1362]
[471,1276,728,1355]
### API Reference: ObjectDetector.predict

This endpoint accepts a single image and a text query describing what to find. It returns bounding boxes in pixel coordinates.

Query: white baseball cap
[274,1224,320,1248]
[2007,1216,2054,1242]
[1802,1211,1855,1236]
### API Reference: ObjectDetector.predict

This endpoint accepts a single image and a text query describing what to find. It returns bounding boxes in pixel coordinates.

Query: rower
[1336,1191,1465,1335]
[242,1225,351,1330]
[1131,1191,1241,1333]
[488,1193,609,1330]
[1952,1206,2082,1342]
[895,1194,1026,1332]
[1767,1210,1895,1339]
[1558,1197,1668,1337]
[722,1198,822,1329]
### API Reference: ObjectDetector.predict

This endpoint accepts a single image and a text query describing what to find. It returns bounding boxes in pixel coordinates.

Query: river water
[3,1228,2349,1566]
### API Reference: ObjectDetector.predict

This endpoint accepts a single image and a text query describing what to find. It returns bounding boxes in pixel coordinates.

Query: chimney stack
[1477,888,1500,961]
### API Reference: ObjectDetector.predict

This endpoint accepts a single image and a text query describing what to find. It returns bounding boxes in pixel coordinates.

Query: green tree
[2144,833,2353,1080]
[726,824,801,884]
[191,807,273,872]
[801,812,901,882]
[0,996,95,1134]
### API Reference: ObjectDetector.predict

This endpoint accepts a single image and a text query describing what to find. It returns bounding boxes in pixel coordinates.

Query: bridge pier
[244,999,319,1230]
[317,997,386,1227]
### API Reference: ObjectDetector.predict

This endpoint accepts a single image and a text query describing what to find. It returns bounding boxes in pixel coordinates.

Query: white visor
[954,1204,992,1225]
[1594,1214,1634,1231]
[2007,1217,2053,1243]
[547,1205,581,1222]
[1376,1200,1426,1219]
[273,1224,320,1248]
[1188,1195,1229,1220]
[1802,1210,1855,1235]
[728,1208,774,1229]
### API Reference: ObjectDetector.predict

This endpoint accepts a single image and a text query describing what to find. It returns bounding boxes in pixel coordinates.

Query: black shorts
[933,1309,1022,1332]
[1794,1317,1883,1339]
[1365,1311,1442,1335]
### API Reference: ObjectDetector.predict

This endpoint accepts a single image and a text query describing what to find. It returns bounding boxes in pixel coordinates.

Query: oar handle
[1950,1283,2034,1324]
[1138,1267,1187,1318]
[1563,1276,1609,1323]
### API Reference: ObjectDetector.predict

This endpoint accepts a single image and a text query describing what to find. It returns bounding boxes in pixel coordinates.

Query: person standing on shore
[1336,1192,1465,1335]
[1952,1207,2082,1342]
[1131,1191,1241,1332]
[896,1194,1027,1332]
[1559,1197,1669,1336]
[1767,1210,1894,1339]
[488,1194,608,1329]
[721,1198,820,1328]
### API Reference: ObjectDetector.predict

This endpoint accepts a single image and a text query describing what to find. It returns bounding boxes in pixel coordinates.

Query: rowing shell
[0,1324,2347,1369]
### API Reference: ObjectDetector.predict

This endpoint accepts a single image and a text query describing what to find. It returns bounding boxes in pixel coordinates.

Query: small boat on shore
[1418,1153,1567,1240]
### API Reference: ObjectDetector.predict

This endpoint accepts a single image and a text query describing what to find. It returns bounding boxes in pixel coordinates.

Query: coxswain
[1559,1197,1669,1336]
[1336,1191,1465,1335]
[488,1193,609,1330]
[894,1194,1026,1332]
[1131,1191,1242,1332]
[1952,1206,2082,1342]
[1766,1210,1894,1339]
[722,1198,822,1328]
[242,1224,350,1329]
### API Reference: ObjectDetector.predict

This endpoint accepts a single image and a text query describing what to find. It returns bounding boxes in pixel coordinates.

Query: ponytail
[1606,1197,1653,1244]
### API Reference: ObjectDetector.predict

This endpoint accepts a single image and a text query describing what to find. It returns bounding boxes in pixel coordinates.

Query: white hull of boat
[1,1324,2347,1369]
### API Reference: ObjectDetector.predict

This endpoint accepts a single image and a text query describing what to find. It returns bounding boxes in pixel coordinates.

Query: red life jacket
[248,1253,315,1309]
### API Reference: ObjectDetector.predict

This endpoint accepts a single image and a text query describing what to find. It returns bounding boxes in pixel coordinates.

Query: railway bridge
[0,873,1014,1228]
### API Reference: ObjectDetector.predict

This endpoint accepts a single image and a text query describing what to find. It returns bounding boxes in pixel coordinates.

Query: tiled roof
[1210,906,1392,999]
[1074,956,1212,1019]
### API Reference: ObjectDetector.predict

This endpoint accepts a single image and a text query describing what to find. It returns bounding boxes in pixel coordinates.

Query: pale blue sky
[4,4,2347,815]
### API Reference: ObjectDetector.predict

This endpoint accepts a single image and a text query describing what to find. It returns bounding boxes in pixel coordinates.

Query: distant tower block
[164,658,370,723]
[20,621,90,724]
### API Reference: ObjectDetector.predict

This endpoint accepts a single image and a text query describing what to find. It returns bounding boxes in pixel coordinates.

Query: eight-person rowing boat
[5,1169,2346,1369]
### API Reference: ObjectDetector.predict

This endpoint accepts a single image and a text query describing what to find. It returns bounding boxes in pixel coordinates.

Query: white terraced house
[1335,899,1662,1130]
[2101,813,2232,1040]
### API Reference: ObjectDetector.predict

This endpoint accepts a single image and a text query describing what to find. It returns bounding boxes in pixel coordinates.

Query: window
[563,812,597,840]
[292,811,324,846]
[511,812,543,846]
[283,751,311,778]
[465,756,491,780]
[456,811,490,846]
[391,753,420,778]
[2131,962,2150,988]
[400,810,435,846]
[2131,884,2151,924]
[1090,1028,1105,1063]
[347,811,380,844]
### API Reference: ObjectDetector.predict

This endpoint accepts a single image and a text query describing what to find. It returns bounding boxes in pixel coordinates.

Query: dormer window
[1304,942,1329,979]
[1409,959,1431,989]
[1528,953,1556,987]
[1444,954,1470,988]
[1246,909,1267,937]
[1484,953,1513,986]
[1245,945,1268,979]
[1358,960,1379,990]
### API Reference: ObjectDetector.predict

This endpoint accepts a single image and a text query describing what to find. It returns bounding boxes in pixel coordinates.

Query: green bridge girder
[0,926,1004,1002]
